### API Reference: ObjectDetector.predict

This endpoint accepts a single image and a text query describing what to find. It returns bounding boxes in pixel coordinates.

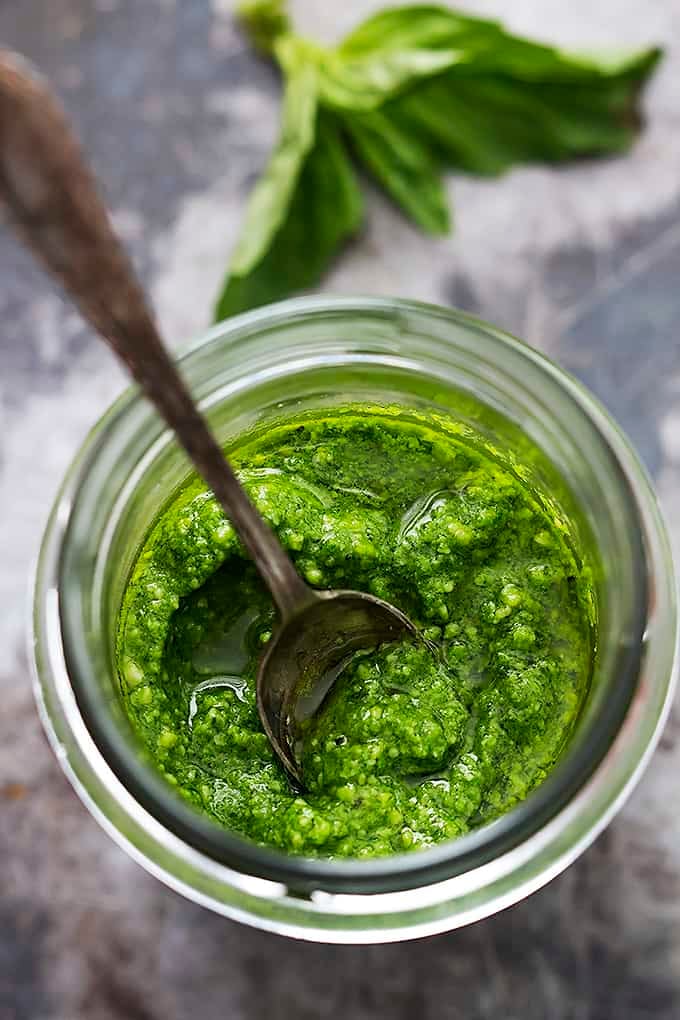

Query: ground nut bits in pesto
[117,412,594,858]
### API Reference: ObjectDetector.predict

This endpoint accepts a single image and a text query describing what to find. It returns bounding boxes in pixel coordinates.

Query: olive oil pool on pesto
[117,411,593,858]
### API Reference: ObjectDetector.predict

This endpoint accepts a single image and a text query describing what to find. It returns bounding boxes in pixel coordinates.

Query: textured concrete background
[2,1,680,1017]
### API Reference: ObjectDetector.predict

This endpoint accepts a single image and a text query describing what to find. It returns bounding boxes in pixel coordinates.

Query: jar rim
[39,296,674,903]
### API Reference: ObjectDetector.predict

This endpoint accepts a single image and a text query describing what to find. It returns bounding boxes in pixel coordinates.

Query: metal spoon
[0,52,417,784]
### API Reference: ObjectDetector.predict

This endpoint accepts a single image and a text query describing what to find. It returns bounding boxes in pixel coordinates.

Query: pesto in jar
[117,411,593,857]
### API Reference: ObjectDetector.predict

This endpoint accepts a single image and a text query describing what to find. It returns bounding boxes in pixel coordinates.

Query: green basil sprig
[215,0,660,321]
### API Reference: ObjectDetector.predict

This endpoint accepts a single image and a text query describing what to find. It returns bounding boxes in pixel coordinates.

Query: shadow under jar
[32,297,677,943]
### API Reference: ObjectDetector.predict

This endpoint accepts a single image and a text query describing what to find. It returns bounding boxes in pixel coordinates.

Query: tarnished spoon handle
[0,51,313,618]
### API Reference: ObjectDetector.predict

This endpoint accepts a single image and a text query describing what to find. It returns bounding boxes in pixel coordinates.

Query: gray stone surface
[1,1,680,1017]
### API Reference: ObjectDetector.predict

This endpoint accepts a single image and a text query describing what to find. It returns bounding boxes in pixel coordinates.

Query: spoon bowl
[258,590,417,784]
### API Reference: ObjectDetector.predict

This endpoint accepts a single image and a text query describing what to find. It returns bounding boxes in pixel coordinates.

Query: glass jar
[32,297,677,942]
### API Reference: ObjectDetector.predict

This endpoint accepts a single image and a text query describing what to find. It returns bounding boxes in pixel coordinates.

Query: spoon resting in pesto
[0,50,419,784]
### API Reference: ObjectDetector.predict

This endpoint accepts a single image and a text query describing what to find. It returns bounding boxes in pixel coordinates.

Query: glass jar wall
[32,298,677,942]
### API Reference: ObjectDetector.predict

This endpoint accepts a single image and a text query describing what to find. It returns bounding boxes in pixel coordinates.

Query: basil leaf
[229,62,317,277]
[215,115,362,321]
[222,0,661,320]
[319,5,660,113]
[343,109,449,234]
[390,47,660,176]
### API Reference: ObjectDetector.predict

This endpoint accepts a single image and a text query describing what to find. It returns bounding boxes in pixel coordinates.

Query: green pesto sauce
[117,412,594,858]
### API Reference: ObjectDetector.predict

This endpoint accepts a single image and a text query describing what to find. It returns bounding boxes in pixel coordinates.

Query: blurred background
[2,1,680,1017]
